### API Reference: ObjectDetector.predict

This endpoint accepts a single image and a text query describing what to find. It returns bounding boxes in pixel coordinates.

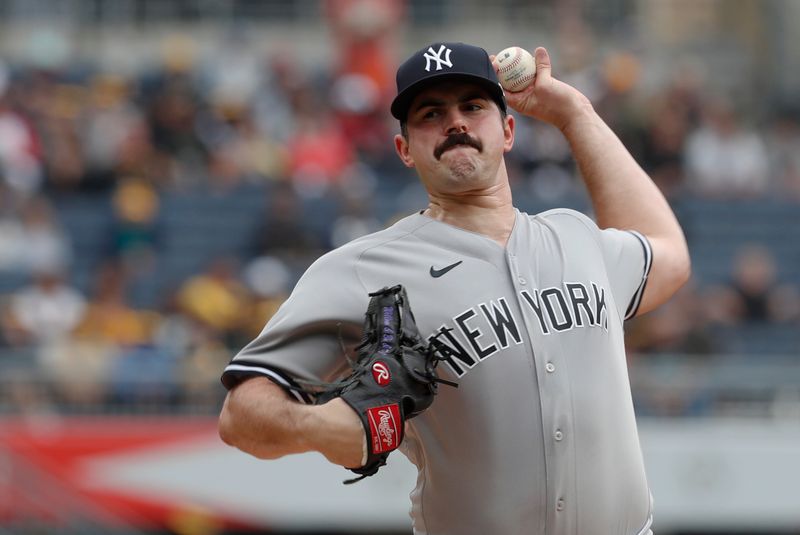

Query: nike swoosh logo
[430,261,463,278]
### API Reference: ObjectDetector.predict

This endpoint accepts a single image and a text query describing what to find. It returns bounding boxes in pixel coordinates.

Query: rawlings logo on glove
[372,362,391,386]
[367,404,401,453]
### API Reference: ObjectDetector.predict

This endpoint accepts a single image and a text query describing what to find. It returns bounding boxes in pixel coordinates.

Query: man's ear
[394,134,416,168]
[503,114,515,153]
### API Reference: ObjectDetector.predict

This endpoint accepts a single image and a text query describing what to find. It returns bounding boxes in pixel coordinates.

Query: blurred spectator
[636,94,691,199]
[325,0,403,101]
[82,74,146,190]
[110,177,161,268]
[0,184,26,272]
[0,71,44,199]
[206,110,288,185]
[1,266,86,347]
[241,254,292,338]
[251,182,323,262]
[287,109,355,197]
[507,118,576,202]
[204,34,261,117]
[17,195,72,274]
[330,74,390,161]
[46,339,117,408]
[201,37,289,184]
[626,279,717,355]
[147,77,204,160]
[251,52,303,144]
[326,0,404,160]
[153,291,195,358]
[176,257,251,345]
[143,56,208,185]
[704,244,800,325]
[329,189,382,248]
[555,14,604,104]
[764,110,800,200]
[660,62,706,128]
[178,323,231,407]
[684,95,770,198]
[37,83,88,192]
[205,143,253,192]
[73,260,161,346]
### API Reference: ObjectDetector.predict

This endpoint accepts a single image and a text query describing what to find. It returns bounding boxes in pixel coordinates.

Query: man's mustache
[434,133,483,160]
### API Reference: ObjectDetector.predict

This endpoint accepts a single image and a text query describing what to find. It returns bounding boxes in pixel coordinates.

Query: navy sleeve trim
[221,361,313,404]
[624,230,653,320]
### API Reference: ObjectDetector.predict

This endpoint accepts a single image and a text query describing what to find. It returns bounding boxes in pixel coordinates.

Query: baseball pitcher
[218,42,690,535]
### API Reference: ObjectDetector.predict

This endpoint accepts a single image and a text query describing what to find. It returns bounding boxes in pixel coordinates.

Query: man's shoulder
[313,212,426,264]
[522,207,598,230]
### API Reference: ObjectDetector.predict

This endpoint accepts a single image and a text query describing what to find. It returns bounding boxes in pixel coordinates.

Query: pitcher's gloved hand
[312,285,456,483]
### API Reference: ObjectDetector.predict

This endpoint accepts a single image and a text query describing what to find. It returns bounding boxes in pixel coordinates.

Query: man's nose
[444,110,469,135]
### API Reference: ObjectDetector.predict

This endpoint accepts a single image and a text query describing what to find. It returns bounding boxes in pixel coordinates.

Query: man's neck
[423,189,515,247]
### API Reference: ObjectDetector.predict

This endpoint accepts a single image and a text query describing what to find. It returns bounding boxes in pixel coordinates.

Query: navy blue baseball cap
[391,42,507,121]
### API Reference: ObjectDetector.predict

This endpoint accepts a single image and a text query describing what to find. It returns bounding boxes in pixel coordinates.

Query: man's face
[394,81,514,194]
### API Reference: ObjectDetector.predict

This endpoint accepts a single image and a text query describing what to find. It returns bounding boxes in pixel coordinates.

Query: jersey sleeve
[595,227,653,320]
[539,209,653,321]
[220,247,369,401]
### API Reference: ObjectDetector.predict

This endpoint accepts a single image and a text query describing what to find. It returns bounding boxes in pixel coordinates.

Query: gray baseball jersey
[222,207,654,535]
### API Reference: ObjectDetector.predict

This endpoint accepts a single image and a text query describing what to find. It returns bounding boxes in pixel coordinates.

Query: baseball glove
[309,284,456,483]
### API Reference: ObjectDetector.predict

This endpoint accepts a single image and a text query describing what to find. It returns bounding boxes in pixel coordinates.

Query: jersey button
[545,362,555,373]
[556,498,565,511]
[518,277,527,285]
[554,429,563,441]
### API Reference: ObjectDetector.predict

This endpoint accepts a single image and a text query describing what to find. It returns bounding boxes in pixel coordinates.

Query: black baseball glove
[309,284,456,483]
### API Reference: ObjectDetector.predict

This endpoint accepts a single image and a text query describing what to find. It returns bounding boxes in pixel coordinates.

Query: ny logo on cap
[423,44,453,72]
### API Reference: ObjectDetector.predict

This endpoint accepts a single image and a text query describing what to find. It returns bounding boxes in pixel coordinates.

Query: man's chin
[445,160,479,181]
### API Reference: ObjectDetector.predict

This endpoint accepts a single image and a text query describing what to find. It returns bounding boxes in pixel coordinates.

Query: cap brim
[391,72,506,120]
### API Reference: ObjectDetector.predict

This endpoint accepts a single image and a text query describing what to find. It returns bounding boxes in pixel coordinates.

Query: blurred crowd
[1,6,799,416]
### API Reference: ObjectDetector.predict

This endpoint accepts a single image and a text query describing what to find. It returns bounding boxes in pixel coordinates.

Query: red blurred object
[0,416,253,531]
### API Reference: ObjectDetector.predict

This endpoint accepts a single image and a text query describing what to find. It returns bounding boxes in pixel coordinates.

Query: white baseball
[495,46,536,92]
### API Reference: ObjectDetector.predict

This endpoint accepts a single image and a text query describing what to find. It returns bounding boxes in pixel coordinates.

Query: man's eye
[423,110,440,119]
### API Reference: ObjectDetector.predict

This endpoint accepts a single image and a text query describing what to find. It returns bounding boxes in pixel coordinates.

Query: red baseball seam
[506,73,535,90]
[498,49,523,73]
